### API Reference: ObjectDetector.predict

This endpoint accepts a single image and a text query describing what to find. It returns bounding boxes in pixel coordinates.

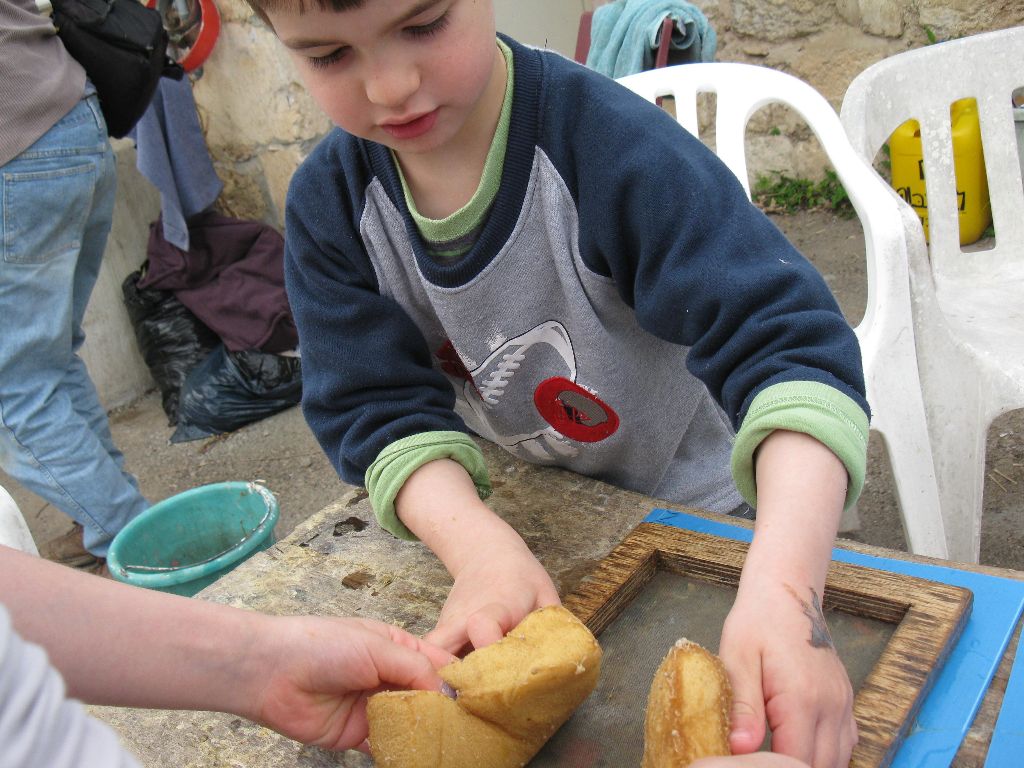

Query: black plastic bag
[170,345,302,443]
[122,269,219,425]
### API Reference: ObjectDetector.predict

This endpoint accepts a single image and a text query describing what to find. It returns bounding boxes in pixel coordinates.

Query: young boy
[247,1,867,765]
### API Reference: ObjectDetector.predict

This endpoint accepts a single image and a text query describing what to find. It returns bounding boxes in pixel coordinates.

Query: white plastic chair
[0,484,38,555]
[617,63,949,558]
[841,27,1024,564]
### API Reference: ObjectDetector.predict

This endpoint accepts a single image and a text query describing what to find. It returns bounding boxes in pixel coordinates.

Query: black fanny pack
[51,0,184,138]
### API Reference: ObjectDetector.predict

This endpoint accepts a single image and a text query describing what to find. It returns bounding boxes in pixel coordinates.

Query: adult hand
[248,615,456,750]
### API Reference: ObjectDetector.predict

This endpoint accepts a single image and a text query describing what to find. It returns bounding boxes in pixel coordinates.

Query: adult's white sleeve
[0,605,141,768]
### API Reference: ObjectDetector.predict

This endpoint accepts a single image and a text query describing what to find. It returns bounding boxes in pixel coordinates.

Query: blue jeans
[0,91,149,557]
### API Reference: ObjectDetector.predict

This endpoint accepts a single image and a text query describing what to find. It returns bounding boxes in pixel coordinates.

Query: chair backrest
[616,63,910,341]
[840,27,1024,281]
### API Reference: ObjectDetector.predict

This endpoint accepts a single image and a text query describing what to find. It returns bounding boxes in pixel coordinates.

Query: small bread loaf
[365,690,535,768]
[641,638,733,767]
[368,605,602,767]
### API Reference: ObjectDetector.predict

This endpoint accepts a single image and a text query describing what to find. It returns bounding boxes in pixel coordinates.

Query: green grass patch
[752,169,855,217]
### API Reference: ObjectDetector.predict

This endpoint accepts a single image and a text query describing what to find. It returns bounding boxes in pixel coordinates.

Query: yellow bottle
[889,98,992,245]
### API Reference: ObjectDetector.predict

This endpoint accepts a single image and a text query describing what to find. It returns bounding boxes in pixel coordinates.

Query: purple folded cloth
[140,211,297,354]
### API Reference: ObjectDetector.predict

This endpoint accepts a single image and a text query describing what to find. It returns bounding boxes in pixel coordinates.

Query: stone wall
[80,1,1022,407]
[700,0,1022,177]
[191,0,1022,229]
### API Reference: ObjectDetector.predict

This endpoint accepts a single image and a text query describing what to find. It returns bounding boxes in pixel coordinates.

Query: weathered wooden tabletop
[93,441,1022,767]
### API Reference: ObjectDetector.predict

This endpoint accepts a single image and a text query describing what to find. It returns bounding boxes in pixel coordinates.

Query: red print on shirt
[533,377,619,442]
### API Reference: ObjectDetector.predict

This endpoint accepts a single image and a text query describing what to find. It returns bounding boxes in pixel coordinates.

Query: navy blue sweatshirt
[284,36,869,519]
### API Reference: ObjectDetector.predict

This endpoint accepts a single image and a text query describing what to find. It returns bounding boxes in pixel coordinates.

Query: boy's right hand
[424,527,561,654]
[395,458,561,655]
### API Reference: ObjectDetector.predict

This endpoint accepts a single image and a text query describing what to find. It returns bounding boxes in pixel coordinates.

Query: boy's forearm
[0,545,269,718]
[394,458,521,576]
[742,430,847,591]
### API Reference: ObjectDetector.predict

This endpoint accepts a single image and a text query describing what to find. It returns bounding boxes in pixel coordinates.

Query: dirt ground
[4,210,1022,571]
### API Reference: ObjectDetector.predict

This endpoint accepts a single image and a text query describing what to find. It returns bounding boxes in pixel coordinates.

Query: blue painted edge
[643,509,1024,767]
[987,630,1024,766]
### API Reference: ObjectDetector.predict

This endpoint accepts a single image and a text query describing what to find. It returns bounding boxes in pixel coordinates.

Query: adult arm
[0,545,453,750]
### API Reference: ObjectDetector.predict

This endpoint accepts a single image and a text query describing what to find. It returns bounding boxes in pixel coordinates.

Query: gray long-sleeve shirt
[0,0,86,166]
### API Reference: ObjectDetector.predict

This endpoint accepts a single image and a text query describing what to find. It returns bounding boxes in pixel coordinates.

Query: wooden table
[93,441,1023,767]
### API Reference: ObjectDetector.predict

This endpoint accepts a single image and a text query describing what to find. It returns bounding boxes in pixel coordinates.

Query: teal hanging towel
[586,0,717,78]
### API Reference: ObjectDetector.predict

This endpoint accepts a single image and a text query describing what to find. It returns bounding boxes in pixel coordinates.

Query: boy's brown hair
[244,0,364,28]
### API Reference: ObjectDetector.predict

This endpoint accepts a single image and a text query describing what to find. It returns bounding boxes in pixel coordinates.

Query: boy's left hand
[719,429,857,768]
[719,578,857,768]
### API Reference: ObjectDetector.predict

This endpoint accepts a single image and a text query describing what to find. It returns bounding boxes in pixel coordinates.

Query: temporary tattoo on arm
[785,584,835,650]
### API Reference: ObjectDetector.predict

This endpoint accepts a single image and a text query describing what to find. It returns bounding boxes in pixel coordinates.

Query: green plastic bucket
[107,481,279,597]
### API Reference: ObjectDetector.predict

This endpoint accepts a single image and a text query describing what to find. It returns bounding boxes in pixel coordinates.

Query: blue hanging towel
[130,76,224,252]
[585,0,717,78]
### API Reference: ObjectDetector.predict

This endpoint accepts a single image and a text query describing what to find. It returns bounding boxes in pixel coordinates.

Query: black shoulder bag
[50,0,184,138]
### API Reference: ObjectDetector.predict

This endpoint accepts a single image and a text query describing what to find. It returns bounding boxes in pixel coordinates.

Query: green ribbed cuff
[365,431,492,540]
[731,382,869,512]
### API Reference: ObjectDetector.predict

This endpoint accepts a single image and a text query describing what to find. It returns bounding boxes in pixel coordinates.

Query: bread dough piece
[440,604,602,740]
[368,605,601,767]
[642,638,733,767]
[365,691,535,768]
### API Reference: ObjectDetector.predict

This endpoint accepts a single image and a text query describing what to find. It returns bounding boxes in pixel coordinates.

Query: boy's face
[268,0,502,157]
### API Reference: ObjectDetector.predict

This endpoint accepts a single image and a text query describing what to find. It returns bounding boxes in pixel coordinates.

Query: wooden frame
[561,522,972,767]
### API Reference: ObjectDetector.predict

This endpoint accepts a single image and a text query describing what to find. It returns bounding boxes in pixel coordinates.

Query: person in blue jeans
[0,0,150,573]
